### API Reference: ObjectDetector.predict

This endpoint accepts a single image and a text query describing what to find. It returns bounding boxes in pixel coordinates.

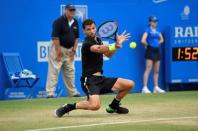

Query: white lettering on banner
[174,38,198,44]
[8,92,26,98]
[75,43,82,61]
[175,26,198,38]
[171,79,182,83]
[37,41,110,62]
[37,41,51,62]
[188,79,198,82]
[36,91,46,98]
[152,0,167,4]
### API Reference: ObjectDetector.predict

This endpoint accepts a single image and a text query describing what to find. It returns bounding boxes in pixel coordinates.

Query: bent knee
[128,80,135,89]
[123,80,135,91]
[89,104,100,111]
[131,80,135,88]
[120,80,135,91]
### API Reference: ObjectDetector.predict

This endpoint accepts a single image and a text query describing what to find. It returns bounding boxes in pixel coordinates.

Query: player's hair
[82,19,96,29]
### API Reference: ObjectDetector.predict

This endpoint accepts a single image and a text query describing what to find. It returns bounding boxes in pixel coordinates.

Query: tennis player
[55,19,135,117]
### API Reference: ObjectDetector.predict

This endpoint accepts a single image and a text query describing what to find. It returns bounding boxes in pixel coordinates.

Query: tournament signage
[165,25,198,83]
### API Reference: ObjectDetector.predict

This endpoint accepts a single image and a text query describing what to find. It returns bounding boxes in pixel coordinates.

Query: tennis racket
[97,20,118,41]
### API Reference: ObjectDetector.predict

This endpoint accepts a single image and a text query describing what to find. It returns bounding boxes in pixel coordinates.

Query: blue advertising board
[0,0,198,99]
[165,25,198,84]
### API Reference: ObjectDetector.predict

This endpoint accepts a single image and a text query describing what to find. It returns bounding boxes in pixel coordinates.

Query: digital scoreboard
[165,26,198,84]
[172,47,198,61]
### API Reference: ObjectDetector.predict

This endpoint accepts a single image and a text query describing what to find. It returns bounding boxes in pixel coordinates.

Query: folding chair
[2,52,39,88]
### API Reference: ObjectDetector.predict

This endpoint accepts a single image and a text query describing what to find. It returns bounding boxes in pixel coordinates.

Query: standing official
[46,4,80,98]
[141,16,165,93]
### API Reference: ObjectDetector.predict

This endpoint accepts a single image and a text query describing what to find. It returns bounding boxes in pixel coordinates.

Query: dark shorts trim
[80,75,118,99]
[144,45,160,61]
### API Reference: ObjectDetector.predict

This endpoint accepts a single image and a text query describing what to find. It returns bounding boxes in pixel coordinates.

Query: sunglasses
[69,9,76,12]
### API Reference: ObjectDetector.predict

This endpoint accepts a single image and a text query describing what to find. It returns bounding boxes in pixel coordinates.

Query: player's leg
[153,60,165,93]
[46,44,62,98]
[76,95,100,110]
[106,78,134,114]
[55,95,100,117]
[142,59,153,93]
[112,78,134,99]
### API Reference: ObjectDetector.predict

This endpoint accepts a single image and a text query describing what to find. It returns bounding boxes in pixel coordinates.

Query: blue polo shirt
[145,27,161,48]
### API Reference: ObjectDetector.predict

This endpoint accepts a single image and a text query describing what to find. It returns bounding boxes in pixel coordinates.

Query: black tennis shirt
[81,37,104,77]
[51,15,79,48]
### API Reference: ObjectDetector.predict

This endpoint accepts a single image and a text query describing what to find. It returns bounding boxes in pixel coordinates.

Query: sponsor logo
[37,41,109,62]
[37,41,50,62]
[171,79,182,83]
[175,26,198,38]
[36,90,46,98]
[152,0,167,4]
[181,5,190,20]
[188,79,198,82]
[7,92,26,98]
[174,26,198,44]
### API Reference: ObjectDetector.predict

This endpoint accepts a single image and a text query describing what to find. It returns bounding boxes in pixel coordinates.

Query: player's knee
[131,80,135,88]
[122,80,135,91]
[128,80,135,90]
[89,103,100,110]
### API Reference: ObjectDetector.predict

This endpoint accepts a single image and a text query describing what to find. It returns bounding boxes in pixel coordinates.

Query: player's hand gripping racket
[97,20,130,48]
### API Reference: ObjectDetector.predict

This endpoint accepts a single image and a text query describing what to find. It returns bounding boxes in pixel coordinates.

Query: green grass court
[0,91,198,131]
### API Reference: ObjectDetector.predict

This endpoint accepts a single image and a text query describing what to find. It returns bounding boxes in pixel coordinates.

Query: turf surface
[0,91,198,131]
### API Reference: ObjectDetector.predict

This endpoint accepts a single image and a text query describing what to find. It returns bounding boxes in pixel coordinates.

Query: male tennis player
[55,19,135,117]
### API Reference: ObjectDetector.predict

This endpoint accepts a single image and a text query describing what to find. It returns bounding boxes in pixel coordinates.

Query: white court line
[26,116,198,131]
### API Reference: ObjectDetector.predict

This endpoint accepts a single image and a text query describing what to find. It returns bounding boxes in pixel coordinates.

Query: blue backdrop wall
[0,0,198,99]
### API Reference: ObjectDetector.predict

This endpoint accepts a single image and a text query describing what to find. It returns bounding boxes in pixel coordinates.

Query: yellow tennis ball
[130,42,136,48]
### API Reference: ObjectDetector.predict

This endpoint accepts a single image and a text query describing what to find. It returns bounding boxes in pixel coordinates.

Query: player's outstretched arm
[90,44,117,58]
[116,30,131,48]
[90,31,130,57]
[90,44,109,54]
[104,30,131,57]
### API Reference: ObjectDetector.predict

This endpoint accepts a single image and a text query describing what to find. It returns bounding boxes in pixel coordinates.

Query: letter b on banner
[37,41,50,62]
